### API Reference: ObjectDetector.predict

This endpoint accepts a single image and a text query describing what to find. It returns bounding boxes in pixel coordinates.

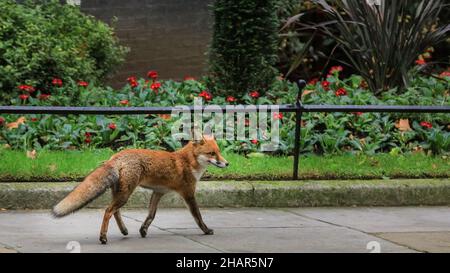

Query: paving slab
[376,232,450,253]
[168,227,415,253]
[124,208,329,229]
[0,207,448,253]
[286,207,450,233]
[0,210,216,253]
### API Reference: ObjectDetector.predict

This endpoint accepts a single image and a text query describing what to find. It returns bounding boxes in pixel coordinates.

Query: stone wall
[80,0,214,87]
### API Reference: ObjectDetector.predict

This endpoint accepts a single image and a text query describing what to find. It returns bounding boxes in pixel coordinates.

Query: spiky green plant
[288,0,450,94]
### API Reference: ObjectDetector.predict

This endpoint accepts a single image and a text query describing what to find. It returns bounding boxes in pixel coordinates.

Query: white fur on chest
[191,167,207,181]
[191,155,209,181]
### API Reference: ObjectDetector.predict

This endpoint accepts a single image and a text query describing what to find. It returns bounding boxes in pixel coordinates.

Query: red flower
[151,82,162,91]
[78,81,88,87]
[147,70,158,80]
[127,76,139,88]
[226,96,237,103]
[420,121,432,129]
[108,123,117,130]
[439,71,450,78]
[38,94,51,100]
[199,90,212,101]
[308,78,319,86]
[273,113,283,120]
[0,117,5,126]
[84,132,92,143]
[251,139,258,144]
[184,76,195,81]
[353,112,364,116]
[329,66,343,74]
[18,85,35,93]
[335,88,348,97]
[31,118,39,122]
[415,59,426,65]
[321,81,330,90]
[52,78,63,87]
[120,100,129,106]
[249,90,260,99]
[19,94,29,100]
[244,119,250,126]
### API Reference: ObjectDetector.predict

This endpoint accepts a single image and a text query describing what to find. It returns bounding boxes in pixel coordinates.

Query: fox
[52,135,228,244]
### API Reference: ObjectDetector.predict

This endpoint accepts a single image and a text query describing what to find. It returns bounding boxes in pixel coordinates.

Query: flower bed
[0,68,449,155]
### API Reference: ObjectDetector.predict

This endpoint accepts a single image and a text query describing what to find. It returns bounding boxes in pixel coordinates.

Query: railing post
[293,80,306,180]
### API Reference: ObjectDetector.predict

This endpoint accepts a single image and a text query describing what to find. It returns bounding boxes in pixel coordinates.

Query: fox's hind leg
[140,191,165,238]
[100,200,126,244]
[114,210,128,236]
[99,169,140,244]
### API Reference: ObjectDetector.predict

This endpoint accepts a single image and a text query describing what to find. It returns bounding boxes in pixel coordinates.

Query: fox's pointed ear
[191,126,205,145]
[193,138,205,146]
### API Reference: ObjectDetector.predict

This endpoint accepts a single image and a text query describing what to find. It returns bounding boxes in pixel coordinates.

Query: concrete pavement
[0,207,449,253]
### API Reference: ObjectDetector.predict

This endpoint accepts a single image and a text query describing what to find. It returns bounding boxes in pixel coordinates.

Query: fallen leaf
[302,89,315,97]
[395,119,411,131]
[158,114,172,120]
[26,150,37,160]
[7,117,26,129]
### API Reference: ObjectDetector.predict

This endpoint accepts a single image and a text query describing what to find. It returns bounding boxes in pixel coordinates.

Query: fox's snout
[208,158,229,168]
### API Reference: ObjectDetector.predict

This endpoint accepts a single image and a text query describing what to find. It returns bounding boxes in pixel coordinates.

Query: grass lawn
[0,149,448,181]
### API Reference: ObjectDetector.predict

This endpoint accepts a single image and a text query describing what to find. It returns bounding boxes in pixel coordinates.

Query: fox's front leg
[140,191,165,238]
[183,194,214,235]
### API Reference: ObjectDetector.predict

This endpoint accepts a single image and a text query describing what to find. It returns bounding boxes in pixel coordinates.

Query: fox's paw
[121,228,129,236]
[139,227,148,238]
[99,235,108,244]
[204,228,214,235]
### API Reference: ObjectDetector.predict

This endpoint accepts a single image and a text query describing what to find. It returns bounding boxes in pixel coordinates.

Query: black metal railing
[1,80,449,180]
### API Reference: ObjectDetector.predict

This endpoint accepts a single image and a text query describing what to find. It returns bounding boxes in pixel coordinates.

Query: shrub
[277,0,335,81]
[0,0,128,101]
[208,0,279,97]
[278,1,450,84]
[285,0,450,94]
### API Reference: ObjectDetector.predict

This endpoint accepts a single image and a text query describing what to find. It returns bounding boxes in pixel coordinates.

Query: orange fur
[52,136,228,244]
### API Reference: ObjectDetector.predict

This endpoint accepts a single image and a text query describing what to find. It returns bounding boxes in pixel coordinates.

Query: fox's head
[192,135,229,168]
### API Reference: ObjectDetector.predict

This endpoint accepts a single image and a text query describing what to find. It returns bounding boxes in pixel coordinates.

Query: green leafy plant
[284,0,450,94]
[0,69,448,156]
[208,0,279,97]
[0,0,128,100]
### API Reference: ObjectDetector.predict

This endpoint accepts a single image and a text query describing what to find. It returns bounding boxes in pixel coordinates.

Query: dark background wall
[80,0,214,87]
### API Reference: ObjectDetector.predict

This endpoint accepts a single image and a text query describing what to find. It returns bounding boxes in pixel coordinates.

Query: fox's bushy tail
[52,164,119,218]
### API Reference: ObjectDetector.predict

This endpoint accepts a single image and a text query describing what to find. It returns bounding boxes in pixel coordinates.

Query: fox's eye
[208,152,215,156]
